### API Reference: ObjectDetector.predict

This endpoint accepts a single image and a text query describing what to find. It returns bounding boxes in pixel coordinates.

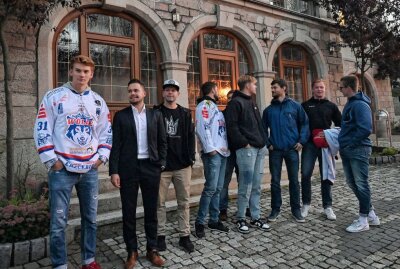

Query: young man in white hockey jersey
[34,55,112,269]
[194,81,230,238]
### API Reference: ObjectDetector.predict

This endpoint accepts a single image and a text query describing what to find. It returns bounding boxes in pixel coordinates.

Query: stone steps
[67,158,343,238]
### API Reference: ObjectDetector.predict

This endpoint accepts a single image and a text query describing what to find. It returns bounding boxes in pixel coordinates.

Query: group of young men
[34,55,380,269]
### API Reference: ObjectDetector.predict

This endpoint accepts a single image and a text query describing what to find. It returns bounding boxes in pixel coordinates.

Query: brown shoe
[125,251,139,269]
[146,249,165,267]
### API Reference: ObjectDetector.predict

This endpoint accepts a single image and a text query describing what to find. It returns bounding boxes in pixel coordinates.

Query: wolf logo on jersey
[66,113,93,146]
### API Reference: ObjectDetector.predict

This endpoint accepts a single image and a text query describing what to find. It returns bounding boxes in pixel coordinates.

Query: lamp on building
[328,41,341,55]
[260,28,270,42]
[171,8,181,25]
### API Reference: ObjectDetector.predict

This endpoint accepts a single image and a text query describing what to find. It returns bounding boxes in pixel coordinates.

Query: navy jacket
[338,92,372,149]
[262,97,310,150]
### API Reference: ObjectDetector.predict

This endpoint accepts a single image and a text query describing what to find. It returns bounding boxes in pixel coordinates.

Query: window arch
[187,30,253,111]
[54,9,161,115]
[272,44,317,103]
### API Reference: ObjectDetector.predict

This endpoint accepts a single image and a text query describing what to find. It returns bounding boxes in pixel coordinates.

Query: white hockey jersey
[34,82,112,173]
[195,98,230,157]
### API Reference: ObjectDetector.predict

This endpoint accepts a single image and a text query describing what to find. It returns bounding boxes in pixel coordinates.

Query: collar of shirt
[131,104,146,115]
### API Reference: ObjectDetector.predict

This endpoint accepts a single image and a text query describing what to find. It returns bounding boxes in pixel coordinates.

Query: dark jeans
[120,159,161,253]
[269,149,301,213]
[301,141,332,209]
[219,152,239,211]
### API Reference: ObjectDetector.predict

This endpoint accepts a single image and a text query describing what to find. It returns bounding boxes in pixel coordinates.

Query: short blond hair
[238,75,257,91]
[70,55,95,71]
[312,78,325,88]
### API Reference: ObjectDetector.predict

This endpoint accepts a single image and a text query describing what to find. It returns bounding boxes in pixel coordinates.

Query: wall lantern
[171,8,181,25]
[260,28,270,41]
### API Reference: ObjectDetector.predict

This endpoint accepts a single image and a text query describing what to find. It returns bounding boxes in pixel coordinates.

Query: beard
[129,98,143,106]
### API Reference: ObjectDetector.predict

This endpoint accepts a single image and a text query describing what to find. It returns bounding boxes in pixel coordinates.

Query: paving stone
[18,164,400,268]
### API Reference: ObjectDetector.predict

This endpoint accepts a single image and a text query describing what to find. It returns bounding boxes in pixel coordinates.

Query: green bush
[381,147,399,156]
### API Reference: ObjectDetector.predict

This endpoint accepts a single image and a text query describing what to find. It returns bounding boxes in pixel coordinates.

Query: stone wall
[0,0,396,193]
[0,18,45,194]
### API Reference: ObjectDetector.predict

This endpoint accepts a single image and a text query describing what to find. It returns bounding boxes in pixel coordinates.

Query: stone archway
[266,30,329,100]
[267,31,328,78]
[37,0,177,100]
[178,14,270,108]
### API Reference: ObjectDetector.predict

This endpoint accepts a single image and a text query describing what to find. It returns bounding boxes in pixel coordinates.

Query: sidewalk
[14,162,400,269]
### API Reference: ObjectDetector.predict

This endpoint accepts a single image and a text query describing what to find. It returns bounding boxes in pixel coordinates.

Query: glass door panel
[207,58,233,105]
[284,66,304,103]
[89,42,131,102]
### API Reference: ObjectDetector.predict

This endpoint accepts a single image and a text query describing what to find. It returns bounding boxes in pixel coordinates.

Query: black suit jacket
[109,106,167,179]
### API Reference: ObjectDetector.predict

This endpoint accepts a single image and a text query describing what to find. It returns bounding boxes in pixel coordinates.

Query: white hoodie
[195,98,230,157]
[34,83,112,173]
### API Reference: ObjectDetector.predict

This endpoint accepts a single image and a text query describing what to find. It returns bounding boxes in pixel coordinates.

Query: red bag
[312,129,329,148]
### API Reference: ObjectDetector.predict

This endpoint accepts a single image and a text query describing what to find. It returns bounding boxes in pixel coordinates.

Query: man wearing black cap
[154,79,196,253]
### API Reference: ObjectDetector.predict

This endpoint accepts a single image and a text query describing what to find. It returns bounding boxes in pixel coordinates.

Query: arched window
[187,30,252,111]
[273,44,317,103]
[54,9,160,116]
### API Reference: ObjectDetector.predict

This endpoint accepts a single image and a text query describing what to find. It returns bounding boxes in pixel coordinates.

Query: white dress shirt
[132,104,149,159]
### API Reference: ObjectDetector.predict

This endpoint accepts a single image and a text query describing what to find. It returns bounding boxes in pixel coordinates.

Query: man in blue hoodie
[262,78,309,223]
[338,75,380,233]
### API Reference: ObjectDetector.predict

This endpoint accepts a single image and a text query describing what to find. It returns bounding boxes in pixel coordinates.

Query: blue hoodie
[262,97,309,150]
[338,92,372,149]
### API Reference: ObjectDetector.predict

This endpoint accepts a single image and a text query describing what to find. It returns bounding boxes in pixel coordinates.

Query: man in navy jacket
[338,75,380,233]
[262,78,309,223]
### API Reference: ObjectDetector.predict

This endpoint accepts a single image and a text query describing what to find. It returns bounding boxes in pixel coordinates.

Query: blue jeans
[196,153,227,225]
[340,146,372,216]
[48,167,99,268]
[219,151,238,211]
[301,141,332,208]
[236,147,267,220]
[269,149,301,213]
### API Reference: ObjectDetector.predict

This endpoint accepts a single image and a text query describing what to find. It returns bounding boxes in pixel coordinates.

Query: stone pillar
[160,61,191,107]
[253,71,276,111]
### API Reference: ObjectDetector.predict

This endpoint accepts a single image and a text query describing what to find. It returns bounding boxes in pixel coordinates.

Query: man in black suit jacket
[109,78,167,268]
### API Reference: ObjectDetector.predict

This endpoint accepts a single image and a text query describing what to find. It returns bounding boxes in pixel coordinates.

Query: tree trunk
[0,19,14,199]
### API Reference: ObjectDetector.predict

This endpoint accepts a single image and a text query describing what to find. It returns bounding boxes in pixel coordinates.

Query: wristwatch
[161,165,166,171]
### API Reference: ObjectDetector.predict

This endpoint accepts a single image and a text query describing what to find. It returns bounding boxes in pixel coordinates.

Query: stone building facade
[0,0,394,192]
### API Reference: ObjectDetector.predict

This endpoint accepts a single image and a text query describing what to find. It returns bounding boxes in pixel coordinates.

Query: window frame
[273,44,316,101]
[52,8,162,105]
[186,29,253,112]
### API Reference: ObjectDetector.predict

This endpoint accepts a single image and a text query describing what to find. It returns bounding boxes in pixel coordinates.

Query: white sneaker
[324,207,336,221]
[368,215,381,226]
[346,220,369,233]
[301,204,310,218]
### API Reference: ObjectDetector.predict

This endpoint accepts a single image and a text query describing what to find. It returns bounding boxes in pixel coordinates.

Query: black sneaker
[157,235,166,251]
[268,210,280,222]
[236,219,250,234]
[179,236,195,253]
[292,210,305,223]
[219,209,228,221]
[245,208,251,218]
[250,219,271,231]
[208,221,230,233]
[194,222,206,239]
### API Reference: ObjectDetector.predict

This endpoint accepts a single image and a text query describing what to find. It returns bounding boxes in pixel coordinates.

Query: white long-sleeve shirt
[34,83,112,173]
[131,104,149,159]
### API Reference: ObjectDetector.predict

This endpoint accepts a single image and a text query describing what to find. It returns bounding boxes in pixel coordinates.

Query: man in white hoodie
[194,81,230,238]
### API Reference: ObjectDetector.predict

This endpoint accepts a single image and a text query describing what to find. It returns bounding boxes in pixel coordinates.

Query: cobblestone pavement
[14,163,400,269]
